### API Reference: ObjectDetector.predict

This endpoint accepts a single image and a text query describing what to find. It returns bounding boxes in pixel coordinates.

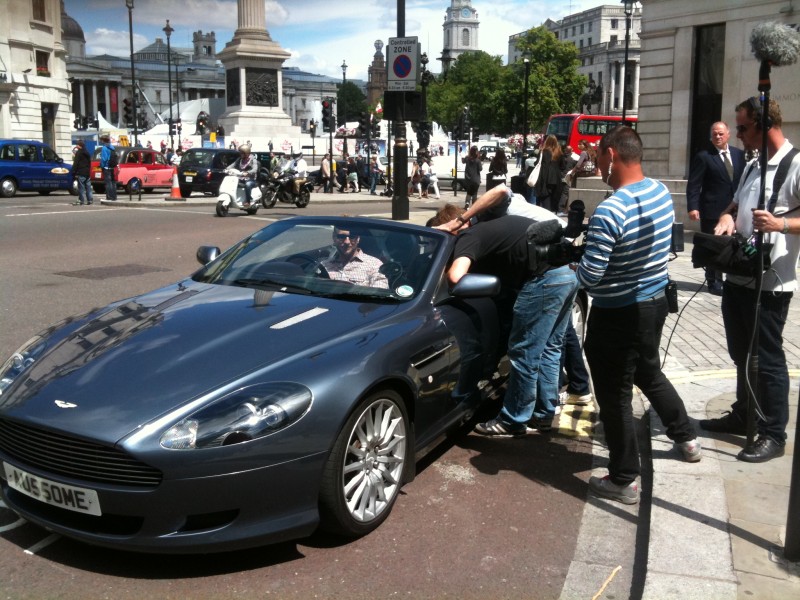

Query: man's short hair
[599,126,642,164]
[736,97,783,129]
[427,203,464,227]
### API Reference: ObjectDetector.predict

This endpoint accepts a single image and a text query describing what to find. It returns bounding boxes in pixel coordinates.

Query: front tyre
[319,390,409,537]
[262,189,278,208]
[215,200,229,217]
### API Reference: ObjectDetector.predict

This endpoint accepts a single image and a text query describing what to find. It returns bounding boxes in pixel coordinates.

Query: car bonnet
[0,281,403,444]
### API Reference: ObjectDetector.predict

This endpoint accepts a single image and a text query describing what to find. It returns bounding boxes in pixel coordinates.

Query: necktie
[722,151,734,180]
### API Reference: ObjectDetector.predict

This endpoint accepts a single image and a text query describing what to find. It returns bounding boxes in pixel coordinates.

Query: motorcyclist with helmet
[286,151,308,196]
[231,144,260,205]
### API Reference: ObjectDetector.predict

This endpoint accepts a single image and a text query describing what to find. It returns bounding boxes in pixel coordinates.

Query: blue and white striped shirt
[576,177,673,308]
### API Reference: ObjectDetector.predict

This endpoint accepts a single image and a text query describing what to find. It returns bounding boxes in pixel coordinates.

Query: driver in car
[321,226,389,289]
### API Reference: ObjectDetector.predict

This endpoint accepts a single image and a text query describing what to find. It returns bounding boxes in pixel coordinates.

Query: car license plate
[94,172,102,179]
[3,462,101,516]
[185,176,193,182]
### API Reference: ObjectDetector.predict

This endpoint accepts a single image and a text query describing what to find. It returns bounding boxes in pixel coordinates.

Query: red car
[90,146,175,194]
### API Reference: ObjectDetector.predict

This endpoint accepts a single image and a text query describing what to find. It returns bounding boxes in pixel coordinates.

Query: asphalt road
[0,191,593,599]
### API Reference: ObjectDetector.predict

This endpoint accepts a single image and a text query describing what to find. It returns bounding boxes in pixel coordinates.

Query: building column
[608,63,616,112]
[78,80,86,117]
[90,82,98,120]
[104,84,111,122]
[633,61,640,112]
[619,61,626,112]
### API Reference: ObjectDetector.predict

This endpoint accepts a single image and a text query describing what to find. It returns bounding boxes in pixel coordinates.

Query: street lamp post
[163,19,175,150]
[522,51,531,158]
[125,0,138,145]
[340,60,348,156]
[174,56,182,150]
[621,0,634,124]
[418,52,434,154]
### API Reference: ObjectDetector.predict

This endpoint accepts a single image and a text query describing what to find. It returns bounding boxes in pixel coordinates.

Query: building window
[597,71,603,84]
[610,35,618,44]
[156,90,162,103]
[588,37,592,46]
[461,28,470,46]
[572,26,576,36]
[611,19,619,29]
[32,0,46,21]
[589,22,593,32]
[580,39,584,49]
[35,50,50,77]
[580,24,584,34]
[564,29,568,38]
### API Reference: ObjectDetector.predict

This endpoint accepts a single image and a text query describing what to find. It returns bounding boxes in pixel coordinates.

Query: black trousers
[584,295,696,484]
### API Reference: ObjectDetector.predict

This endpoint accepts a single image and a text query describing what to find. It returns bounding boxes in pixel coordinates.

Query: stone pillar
[633,61,640,112]
[91,82,98,121]
[104,84,111,122]
[78,80,86,117]
[619,61,626,112]
[238,0,265,30]
[608,64,616,112]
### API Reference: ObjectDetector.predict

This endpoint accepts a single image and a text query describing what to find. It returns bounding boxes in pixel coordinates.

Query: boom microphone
[750,21,800,66]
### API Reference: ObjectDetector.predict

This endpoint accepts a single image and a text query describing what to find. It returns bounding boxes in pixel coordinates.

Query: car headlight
[160,382,313,450]
[0,335,47,396]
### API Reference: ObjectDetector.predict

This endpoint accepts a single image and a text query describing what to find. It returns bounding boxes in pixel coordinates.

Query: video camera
[527,200,588,275]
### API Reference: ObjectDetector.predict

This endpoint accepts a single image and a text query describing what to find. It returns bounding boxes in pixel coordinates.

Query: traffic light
[451,125,461,141]
[371,119,380,139]
[357,112,369,138]
[322,99,334,132]
[122,98,132,126]
[309,119,316,138]
[73,117,80,130]
[81,116,89,129]
[417,121,431,149]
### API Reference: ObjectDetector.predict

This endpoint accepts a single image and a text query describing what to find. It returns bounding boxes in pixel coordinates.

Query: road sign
[387,37,419,92]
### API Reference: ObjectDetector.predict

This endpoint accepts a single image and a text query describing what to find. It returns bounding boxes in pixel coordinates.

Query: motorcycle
[215,168,262,217]
[260,169,313,209]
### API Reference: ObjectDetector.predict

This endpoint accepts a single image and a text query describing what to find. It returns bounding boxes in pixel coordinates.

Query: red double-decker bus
[544,114,638,150]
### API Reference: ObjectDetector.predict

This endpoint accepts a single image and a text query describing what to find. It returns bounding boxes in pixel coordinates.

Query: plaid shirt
[322,250,388,288]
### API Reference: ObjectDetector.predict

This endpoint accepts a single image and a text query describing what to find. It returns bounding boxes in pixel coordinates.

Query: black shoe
[708,281,723,296]
[527,416,553,433]
[699,411,746,435]
[737,436,785,463]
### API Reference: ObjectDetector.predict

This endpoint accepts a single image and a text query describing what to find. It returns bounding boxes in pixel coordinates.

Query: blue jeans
[559,320,590,395]
[499,266,580,427]
[721,283,792,444]
[585,294,695,485]
[104,168,116,200]
[76,175,93,204]
[369,172,378,194]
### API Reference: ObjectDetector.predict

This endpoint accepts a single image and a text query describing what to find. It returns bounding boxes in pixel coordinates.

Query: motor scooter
[215,169,262,217]
[260,169,313,209]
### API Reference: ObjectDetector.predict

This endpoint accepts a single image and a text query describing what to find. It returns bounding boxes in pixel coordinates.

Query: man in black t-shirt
[431,202,579,436]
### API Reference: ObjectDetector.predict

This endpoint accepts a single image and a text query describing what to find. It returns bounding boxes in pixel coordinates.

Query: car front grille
[0,419,162,488]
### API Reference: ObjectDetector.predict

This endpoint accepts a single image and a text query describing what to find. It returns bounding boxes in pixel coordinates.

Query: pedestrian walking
[99,135,117,201]
[70,139,93,205]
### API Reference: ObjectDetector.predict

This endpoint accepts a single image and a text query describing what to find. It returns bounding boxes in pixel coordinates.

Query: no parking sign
[387,37,419,92]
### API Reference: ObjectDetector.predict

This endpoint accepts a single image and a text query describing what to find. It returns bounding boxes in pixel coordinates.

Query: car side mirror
[196,245,220,265]
[450,274,500,298]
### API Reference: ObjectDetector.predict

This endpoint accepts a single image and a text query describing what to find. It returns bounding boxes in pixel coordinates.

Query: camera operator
[699,98,800,463]
[575,126,700,505]
[431,184,579,436]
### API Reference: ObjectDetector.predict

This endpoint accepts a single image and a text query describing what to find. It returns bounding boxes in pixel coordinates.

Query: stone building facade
[637,0,800,179]
[0,0,73,157]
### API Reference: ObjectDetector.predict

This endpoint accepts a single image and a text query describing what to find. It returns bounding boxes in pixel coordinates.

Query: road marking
[556,403,596,438]
[24,533,60,555]
[0,517,27,533]
[4,209,117,217]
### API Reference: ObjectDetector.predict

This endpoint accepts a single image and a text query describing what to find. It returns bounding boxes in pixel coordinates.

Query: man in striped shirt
[575,126,701,505]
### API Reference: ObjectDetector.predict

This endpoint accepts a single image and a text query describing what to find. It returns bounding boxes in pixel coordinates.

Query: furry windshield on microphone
[750,21,800,66]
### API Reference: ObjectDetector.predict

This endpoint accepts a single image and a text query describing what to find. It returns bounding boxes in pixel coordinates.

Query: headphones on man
[747,96,772,131]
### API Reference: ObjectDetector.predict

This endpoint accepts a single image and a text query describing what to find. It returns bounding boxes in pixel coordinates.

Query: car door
[14,143,42,191]
[147,151,173,187]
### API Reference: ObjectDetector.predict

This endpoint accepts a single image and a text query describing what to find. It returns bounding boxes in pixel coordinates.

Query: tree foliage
[425,26,586,138]
[337,81,367,124]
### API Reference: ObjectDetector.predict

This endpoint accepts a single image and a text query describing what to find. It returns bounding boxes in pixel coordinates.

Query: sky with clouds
[64,0,608,80]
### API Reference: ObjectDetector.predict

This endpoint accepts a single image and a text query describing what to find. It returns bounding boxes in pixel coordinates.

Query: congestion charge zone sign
[387,37,419,92]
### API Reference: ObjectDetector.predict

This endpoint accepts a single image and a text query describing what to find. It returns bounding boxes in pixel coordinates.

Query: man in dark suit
[687,122,746,294]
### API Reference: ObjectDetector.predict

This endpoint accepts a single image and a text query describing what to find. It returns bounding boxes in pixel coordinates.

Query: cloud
[85,29,150,57]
